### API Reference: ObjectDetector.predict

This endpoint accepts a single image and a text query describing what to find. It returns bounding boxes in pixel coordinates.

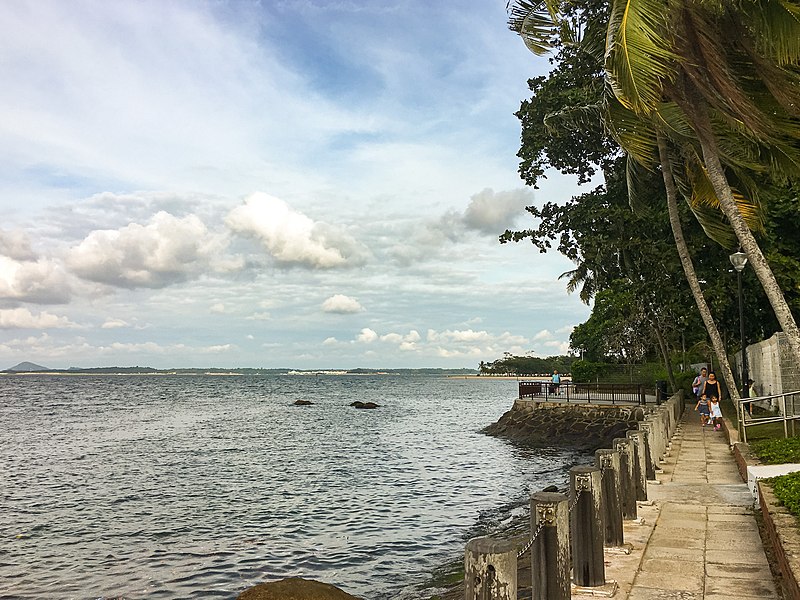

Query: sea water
[0,374,582,599]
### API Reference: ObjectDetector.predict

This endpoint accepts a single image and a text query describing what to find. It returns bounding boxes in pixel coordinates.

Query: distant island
[2,363,477,377]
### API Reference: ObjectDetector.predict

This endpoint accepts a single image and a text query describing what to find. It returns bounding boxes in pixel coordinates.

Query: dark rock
[237,576,362,599]
[542,485,559,492]
[350,401,379,409]
[293,400,314,406]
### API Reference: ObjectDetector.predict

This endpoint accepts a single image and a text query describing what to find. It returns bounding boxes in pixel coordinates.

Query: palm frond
[542,103,604,136]
[605,97,659,166]
[604,0,678,114]
[626,154,651,214]
[507,0,562,55]
[749,0,800,66]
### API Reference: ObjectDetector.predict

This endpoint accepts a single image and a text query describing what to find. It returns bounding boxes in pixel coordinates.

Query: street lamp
[730,250,749,398]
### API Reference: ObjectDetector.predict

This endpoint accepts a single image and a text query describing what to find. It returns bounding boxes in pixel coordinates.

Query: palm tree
[603,0,800,366]
[509,0,800,373]
[508,1,741,396]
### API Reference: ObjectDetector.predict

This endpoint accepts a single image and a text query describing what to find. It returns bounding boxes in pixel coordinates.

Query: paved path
[595,410,781,600]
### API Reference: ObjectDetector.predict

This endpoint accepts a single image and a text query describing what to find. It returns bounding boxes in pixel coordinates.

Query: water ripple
[0,375,581,599]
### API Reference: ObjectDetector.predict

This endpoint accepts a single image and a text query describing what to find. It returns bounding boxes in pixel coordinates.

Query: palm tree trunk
[687,105,800,370]
[652,321,678,392]
[656,133,740,400]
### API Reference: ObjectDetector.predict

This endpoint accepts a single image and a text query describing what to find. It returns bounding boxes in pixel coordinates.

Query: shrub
[768,471,800,516]
[751,437,800,464]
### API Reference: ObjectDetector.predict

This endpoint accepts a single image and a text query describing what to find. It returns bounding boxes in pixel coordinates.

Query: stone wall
[735,332,800,410]
[482,400,645,451]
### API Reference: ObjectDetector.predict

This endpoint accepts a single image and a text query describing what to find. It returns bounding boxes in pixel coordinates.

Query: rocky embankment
[483,399,645,451]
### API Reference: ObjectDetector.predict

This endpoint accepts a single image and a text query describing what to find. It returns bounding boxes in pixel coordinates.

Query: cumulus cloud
[0,256,72,304]
[386,187,533,265]
[322,294,363,314]
[462,188,533,235]
[532,329,553,341]
[0,229,37,261]
[226,193,369,269]
[0,308,77,329]
[66,211,228,289]
[210,303,226,314]
[356,328,378,343]
[67,212,224,288]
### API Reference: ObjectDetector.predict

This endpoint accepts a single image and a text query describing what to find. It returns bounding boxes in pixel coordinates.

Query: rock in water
[237,577,362,599]
[293,400,314,406]
[350,401,379,409]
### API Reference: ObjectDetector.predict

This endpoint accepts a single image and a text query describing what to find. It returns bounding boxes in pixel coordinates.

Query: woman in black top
[702,372,721,401]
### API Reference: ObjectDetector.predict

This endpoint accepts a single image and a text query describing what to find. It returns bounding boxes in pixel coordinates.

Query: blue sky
[0,0,593,369]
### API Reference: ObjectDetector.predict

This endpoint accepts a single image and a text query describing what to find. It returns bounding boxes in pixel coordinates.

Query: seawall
[482,399,645,450]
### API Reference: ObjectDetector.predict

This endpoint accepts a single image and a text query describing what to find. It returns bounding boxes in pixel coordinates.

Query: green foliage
[479,354,576,376]
[751,437,800,465]
[768,472,800,517]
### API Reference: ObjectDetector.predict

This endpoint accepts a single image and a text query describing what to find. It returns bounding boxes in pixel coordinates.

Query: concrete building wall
[736,332,800,411]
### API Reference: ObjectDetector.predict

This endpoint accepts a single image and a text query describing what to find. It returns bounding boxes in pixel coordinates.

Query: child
[709,397,723,431]
[695,394,710,425]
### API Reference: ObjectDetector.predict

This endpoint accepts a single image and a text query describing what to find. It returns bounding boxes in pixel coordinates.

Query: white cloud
[247,312,271,321]
[323,336,338,346]
[0,229,37,261]
[462,188,533,235]
[66,211,227,289]
[533,329,553,341]
[322,294,363,314]
[0,308,77,329]
[356,328,379,343]
[226,193,368,269]
[101,318,129,329]
[210,303,226,314]
[0,256,72,304]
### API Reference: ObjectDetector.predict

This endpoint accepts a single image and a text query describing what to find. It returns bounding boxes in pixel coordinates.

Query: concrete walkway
[597,410,781,599]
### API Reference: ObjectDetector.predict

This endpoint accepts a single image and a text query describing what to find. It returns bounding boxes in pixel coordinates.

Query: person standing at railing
[551,370,561,395]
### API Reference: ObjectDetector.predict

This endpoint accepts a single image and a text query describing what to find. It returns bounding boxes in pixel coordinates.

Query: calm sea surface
[0,374,582,600]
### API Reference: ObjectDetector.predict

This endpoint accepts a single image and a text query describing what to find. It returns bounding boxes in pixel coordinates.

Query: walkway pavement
[596,410,781,600]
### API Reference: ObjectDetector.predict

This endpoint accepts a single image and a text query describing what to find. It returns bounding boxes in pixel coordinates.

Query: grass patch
[751,436,800,464]
[767,471,800,517]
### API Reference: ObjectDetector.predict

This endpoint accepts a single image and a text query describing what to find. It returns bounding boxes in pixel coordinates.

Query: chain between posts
[517,518,546,558]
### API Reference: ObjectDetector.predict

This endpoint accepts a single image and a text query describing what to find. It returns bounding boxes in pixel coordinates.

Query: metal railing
[518,381,648,405]
[738,390,800,443]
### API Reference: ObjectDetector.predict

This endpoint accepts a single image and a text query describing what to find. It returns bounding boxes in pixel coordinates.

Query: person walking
[692,367,708,404]
[699,372,722,428]
[709,396,724,431]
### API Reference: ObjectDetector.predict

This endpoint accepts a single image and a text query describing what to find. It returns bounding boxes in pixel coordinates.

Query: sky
[0,0,595,370]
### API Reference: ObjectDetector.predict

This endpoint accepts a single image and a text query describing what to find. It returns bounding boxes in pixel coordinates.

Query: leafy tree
[506,0,800,394]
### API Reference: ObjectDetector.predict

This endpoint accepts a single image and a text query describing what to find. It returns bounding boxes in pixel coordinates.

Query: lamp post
[730,250,749,398]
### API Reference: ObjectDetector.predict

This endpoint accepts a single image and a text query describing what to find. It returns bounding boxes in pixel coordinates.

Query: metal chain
[517,518,546,558]
[568,486,583,513]
[518,485,586,558]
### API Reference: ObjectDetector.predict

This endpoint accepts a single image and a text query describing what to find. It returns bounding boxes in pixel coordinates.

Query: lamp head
[729,251,748,272]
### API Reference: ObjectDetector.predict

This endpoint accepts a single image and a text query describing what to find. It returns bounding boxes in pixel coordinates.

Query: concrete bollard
[465,537,518,600]
[530,492,570,600]
[595,449,624,546]
[626,429,648,501]
[638,421,657,479]
[613,437,638,520]
[569,466,605,587]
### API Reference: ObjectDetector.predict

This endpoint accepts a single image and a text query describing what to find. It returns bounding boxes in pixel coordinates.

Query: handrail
[738,390,800,442]
[518,381,648,405]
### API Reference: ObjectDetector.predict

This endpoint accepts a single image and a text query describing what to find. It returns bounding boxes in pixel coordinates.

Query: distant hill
[7,361,50,372]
